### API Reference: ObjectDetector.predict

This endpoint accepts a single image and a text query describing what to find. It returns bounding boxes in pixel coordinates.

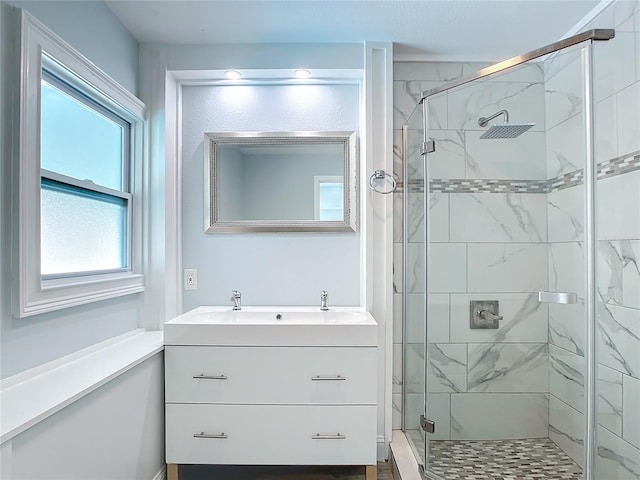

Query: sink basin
[164,306,377,346]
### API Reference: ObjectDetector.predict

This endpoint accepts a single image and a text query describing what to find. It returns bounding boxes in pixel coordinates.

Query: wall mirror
[204,131,358,232]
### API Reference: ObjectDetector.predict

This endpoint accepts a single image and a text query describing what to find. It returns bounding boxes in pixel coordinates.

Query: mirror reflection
[205,132,357,232]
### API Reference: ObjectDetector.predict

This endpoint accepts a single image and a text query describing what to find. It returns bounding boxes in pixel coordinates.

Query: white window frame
[13,10,145,317]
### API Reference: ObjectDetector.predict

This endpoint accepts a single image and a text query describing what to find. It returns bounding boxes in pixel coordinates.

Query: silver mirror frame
[204,131,358,233]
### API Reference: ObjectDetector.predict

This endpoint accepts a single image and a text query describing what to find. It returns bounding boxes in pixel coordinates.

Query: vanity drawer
[165,403,377,465]
[165,346,376,404]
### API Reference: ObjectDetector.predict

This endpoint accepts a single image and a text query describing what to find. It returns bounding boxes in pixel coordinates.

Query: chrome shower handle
[478,309,503,322]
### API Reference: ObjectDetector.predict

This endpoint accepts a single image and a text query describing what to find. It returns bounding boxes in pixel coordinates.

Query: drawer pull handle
[312,433,346,440]
[193,374,228,380]
[194,432,228,439]
[311,375,346,381]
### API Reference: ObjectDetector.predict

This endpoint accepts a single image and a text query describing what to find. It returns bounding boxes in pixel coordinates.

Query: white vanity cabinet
[163,307,378,480]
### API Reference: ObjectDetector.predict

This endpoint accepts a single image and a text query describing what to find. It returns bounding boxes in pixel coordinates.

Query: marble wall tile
[393,129,403,181]
[403,127,425,184]
[544,44,583,83]
[429,243,467,293]
[461,62,493,76]
[405,192,425,243]
[423,90,448,130]
[467,343,548,393]
[597,170,640,240]
[428,343,467,393]
[429,193,449,243]
[394,62,464,82]
[623,374,640,449]
[394,80,432,128]
[393,192,403,243]
[447,82,545,132]
[549,345,584,412]
[549,300,585,356]
[393,343,403,394]
[599,364,624,436]
[393,293,402,343]
[595,94,618,164]
[449,193,547,243]
[406,293,450,344]
[594,32,637,103]
[393,242,403,293]
[450,292,547,343]
[465,131,547,180]
[598,303,640,379]
[450,393,548,440]
[547,185,584,243]
[586,0,639,30]
[544,51,583,130]
[598,240,640,309]
[636,27,640,83]
[617,82,640,157]
[428,129,466,179]
[427,393,451,441]
[546,113,585,178]
[597,425,640,480]
[404,392,424,430]
[467,243,548,293]
[404,342,425,394]
[550,395,585,467]
[392,392,402,429]
[548,242,585,297]
[483,63,544,84]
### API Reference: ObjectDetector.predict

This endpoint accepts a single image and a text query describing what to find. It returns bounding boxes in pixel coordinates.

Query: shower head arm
[478,109,509,127]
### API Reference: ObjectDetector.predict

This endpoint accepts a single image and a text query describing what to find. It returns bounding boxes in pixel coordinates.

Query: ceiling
[105,0,603,62]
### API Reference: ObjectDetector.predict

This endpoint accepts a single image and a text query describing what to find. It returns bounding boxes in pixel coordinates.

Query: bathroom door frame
[417,29,614,480]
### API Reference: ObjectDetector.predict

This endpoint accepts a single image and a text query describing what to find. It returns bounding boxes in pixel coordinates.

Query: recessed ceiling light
[294,69,311,79]
[224,70,242,80]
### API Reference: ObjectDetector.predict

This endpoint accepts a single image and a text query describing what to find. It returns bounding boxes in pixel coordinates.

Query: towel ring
[368,169,397,194]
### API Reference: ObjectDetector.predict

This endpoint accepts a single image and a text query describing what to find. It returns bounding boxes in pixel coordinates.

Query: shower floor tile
[406,430,583,479]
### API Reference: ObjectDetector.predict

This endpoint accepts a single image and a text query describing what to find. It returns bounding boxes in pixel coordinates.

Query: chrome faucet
[231,290,241,311]
[320,291,329,311]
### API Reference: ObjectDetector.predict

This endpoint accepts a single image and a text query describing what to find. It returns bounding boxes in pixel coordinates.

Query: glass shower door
[421,50,590,479]
[401,103,428,468]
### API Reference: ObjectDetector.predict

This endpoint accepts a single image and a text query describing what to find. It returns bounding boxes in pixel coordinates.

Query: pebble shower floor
[408,431,583,479]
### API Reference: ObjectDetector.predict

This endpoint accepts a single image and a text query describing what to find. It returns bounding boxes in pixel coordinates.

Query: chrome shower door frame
[418,29,613,480]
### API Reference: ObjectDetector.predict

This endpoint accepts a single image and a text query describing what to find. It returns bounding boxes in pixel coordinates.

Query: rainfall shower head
[478,109,535,139]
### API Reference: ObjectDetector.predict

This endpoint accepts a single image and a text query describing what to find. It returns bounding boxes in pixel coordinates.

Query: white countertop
[164,306,378,347]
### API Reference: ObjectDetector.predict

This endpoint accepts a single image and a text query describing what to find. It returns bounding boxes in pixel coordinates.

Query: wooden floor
[178,462,393,479]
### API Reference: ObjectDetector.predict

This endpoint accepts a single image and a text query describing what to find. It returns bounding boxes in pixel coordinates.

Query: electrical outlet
[184,269,197,290]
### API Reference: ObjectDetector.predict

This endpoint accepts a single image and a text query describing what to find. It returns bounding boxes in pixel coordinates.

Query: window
[14,10,145,317]
[314,175,344,221]
[40,62,131,278]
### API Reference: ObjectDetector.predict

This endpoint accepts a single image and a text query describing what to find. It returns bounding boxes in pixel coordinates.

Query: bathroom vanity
[164,306,378,479]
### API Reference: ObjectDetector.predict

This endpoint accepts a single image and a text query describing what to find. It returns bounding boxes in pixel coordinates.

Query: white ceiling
[105,0,603,62]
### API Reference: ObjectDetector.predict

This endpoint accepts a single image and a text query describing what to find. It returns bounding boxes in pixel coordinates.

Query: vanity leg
[167,464,179,480]
[365,464,377,480]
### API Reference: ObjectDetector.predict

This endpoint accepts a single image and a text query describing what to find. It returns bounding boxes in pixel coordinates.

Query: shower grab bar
[538,291,578,305]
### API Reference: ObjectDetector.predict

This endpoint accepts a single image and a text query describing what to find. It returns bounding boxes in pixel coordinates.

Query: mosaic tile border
[396,150,640,194]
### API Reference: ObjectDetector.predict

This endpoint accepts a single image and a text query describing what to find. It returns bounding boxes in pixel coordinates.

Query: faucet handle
[320,291,329,311]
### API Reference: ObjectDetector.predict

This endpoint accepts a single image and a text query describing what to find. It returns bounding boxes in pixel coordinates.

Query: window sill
[0,329,164,444]
[17,273,145,318]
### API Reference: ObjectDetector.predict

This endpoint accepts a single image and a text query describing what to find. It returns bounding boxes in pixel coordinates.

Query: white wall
[0,0,141,378]
[9,354,165,480]
[181,83,361,310]
[0,3,165,479]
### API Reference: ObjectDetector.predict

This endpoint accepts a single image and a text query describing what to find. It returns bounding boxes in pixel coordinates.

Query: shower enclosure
[401,26,640,480]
